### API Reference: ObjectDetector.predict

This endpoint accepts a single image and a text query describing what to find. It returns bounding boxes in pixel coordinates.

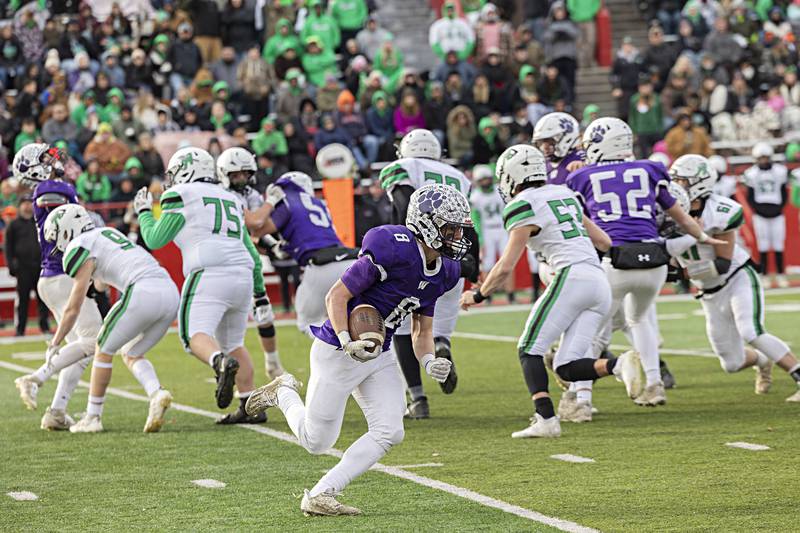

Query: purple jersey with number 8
[566,160,676,246]
[312,225,460,351]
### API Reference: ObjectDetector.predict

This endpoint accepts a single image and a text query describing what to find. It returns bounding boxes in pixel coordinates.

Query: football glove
[253,295,275,325]
[265,184,285,207]
[258,234,289,260]
[422,354,452,383]
[337,331,378,363]
[133,187,153,215]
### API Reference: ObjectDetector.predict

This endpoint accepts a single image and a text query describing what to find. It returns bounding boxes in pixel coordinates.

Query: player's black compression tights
[519,351,548,396]
[394,334,422,389]
[775,251,784,274]
[556,359,601,382]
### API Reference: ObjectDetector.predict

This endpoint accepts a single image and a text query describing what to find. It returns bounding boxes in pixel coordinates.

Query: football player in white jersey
[666,155,800,402]
[43,204,176,432]
[469,164,515,302]
[460,145,643,436]
[379,128,478,418]
[217,147,284,382]
[134,147,270,424]
[743,143,789,288]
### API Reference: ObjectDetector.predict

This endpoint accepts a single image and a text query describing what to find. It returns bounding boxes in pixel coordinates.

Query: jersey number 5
[203,197,242,238]
[589,168,652,221]
[548,198,588,239]
[424,171,461,191]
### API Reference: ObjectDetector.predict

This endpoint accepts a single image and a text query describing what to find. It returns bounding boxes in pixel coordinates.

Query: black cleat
[660,359,676,389]
[435,341,457,394]
[216,407,267,424]
[404,396,430,419]
[213,354,240,409]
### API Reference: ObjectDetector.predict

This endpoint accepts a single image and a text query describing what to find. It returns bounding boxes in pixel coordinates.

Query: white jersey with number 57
[160,181,254,275]
[62,227,168,289]
[380,157,472,198]
[503,184,600,272]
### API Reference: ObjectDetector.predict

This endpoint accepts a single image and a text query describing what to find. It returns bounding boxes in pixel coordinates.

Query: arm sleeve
[243,232,266,296]
[138,211,185,250]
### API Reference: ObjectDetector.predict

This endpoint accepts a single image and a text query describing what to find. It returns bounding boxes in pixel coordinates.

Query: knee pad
[258,325,275,338]
[519,350,548,395]
[749,334,790,362]
[555,359,600,382]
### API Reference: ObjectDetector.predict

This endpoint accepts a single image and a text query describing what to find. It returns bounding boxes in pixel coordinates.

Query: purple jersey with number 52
[566,160,676,246]
[271,178,343,266]
[312,225,461,351]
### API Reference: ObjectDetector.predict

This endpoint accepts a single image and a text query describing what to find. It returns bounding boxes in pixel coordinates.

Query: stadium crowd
[0,0,800,334]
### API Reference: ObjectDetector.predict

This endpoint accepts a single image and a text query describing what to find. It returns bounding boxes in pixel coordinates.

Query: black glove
[459,254,479,283]
[86,283,100,299]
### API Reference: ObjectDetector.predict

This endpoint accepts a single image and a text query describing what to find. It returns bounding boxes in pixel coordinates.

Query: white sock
[630,321,661,386]
[310,433,386,497]
[265,351,281,365]
[238,390,252,399]
[50,358,90,411]
[575,381,593,403]
[277,386,306,440]
[130,359,161,398]
[32,342,90,383]
[87,395,105,417]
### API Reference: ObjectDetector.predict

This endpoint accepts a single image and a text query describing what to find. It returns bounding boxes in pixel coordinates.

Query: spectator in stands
[581,102,599,128]
[274,40,304,81]
[704,16,743,71]
[302,36,339,89]
[566,0,601,67]
[780,66,800,106]
[252,116,288,158]
[516,64,538,103]
[542,1,578,101]
[475,3,514,63]
[354,179,392,244]
[509,34,544,79]
[4,195,49,336]
[59,17,98,64]
[77,158,112,202]
[394,88,426,136]
[317,73,344,113]
[276,68,311,123]
[610,36,642,120]
[375,41,405,95]
[330,0,368,44]
[643,25,679,91]
[41,102,80,152]
[468,73,493,119]
[664,111,712,159]
[336,89,379,165]
[83,122,131,180]
[14,117,39,153]
[0,23,25,89]
[629,76,663,157]
[263,18,302,64]
[524,0,552,41]
[508,102,533,145]
[112,105,147,149]
[283,120,316,176]
[366,90,395,155]
[358,70,385,111]
[187,0,223,63]
[661,71,692,127]
[302,0,342,53]
[209,100,236,135]
[656,0,683,35]
[447,104,477,163]
[222,0,259,56]
[102,49,126,88]
[168,23,203,96]
[538,63,571,107]
[0,179,17,211]
[472,116,504,165]
[429,1,476,62]
[423,81,450,147]
[314,112,357,159]
[356,14,392,62]
[432,49,478,87]
[121,156,148,191]
[729,2,761,41]
[238,46,274,130]
[109,176,137,225]
[211,47,241,94]
[154,108,180,133]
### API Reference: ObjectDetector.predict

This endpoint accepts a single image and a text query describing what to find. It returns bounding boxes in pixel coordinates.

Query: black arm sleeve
[460,225,480,283]
[389,184,415,225]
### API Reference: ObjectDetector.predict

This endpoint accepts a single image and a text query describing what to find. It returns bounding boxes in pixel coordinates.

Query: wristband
[473,289,486,304]
[420,353,435,370]
[337,331,352,347]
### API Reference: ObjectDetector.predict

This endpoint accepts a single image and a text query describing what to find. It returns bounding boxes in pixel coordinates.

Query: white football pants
[295,260,357,336]
[481,227,508,272]
[753,214,785,252]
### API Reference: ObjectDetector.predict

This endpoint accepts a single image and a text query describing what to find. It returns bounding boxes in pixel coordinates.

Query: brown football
[348,304,386,355]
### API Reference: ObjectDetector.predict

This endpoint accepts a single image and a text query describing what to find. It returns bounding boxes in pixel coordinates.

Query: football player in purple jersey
[245,184,468,516]
[12,143,103,430]
[567,117,723,406]
[532,112,586,186]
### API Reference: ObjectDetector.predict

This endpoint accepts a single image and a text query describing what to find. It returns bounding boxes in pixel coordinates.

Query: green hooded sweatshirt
[124,157,143,172]
[263,19,302,63]
[478,117,497,147]
[566,0,602,23]
[14,131,38,153]
[300,7,341,52]
[301,42,339,87]
[100,87,125,123]
[374,46,404,93]
[330,0,368,31]
[76,171,112,202]
[251,118,289,156]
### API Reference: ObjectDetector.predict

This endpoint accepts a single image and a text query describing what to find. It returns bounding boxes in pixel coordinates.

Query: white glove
[253,295,275,325]
[133,187,153,215]
[422,354,452,383]
[265,184,285,207]
[338,331,379,363]
[45,344,59,367]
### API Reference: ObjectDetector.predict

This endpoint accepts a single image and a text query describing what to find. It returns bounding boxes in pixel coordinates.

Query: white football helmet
[532,112,580,160]
[708,154,727,176]
[398,129,442,160]
[657,181,691,236]
[216,147,257,192]
[44,204,96,253]
[495,144,547,203]
[648,152,671,168]
[406,183,472,261]
[276,171,314,195]
[669,154,718,202]
[473,164,493,184]
[582,117,634,165]
[752,142,774,159]
[165,147,216,188]
[12,143,65,187]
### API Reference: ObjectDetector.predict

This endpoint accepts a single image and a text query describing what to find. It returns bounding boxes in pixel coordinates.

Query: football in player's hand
[348,304,386,355]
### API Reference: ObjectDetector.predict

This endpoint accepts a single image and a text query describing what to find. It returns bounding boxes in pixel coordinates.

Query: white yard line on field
[550,454,595,464]
[7,491,38,501]
[0,360,596,533]
[191,479,227,489]
[725,442,771,451]
[385,463,444,469]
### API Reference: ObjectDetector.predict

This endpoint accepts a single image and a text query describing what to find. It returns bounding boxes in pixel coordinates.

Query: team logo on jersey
[418,281,429,290]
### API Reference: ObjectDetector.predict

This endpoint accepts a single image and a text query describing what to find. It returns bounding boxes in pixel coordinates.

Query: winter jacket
[301,49,339,87]
[168,39,203,78]
[365,92,394,139]
[134,148,165,180]
[252,126,289,156]
[543,5,578,62]
[263,20,302,63]
[314,125,353,151]
[186,0,221,37]
[301,12,341,52]
[42,119,79,144]
[429,15,475,61]
[83,137,132,175]
[393,107,426,135]
[446,105,477,160]
[566,0,601,22]
[221,1,259,53]
[664,124,712,159]
[356,26,393,61]
[628,93,663,135]
[0,34,24,68]
[76,172,112,202]
[330,0,368,31]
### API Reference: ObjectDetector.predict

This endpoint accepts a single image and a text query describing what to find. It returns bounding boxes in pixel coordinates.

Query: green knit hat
[124,157,143,171]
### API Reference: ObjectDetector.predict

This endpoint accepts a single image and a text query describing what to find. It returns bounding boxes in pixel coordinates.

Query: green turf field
[2,291,800,532]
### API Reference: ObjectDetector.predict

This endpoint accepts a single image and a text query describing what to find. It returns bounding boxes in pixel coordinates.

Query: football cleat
[613,351,644,399]
[301,489,361,516]
[245,373,302,416]
[15,375,39,410]
[634,382,667,406]
[69,414,104,433]
[40,408,74,431]
[785,388,800,403]
[567,401,593,423]
[511,413,561,438]
[435,341,457,394]
[544,348,570,391]
[214,354,240,409]
[660,359,677,389]
[216,407,267,425]
[754,361,773,395]
[143,389,173,433]
[557,390,577,419]
[404,397,430,419]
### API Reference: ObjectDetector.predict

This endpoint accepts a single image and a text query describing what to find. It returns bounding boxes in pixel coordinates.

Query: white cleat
[564,401,593,423]
[15,375,39,410]
[776,275,790,288]
[69,414,104,433]
[557,391,577,419]
[786,389,800,403]
[143,389,173,433]
[245,373,302,416]
[511,413,561,438]
[613,351,644,399]
[634,382,667,406]
[266,360,285,380]
[40,408,74,431]
[301,489,361,516]
[754,361,773,395]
